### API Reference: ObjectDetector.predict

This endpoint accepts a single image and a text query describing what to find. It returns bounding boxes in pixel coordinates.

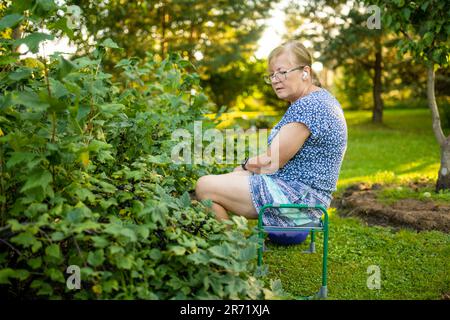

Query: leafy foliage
[0,1,278,299]
[72,0,277,111]
[369,0,450,68]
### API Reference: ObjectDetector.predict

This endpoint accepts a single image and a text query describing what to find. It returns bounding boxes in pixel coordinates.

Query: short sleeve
[267,126,279,146]
[281,99,327,140]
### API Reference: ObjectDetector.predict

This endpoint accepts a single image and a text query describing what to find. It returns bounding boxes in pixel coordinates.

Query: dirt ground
[334,182,450,233]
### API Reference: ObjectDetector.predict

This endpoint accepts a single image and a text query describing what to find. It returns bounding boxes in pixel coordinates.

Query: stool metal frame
[257,203,329,299]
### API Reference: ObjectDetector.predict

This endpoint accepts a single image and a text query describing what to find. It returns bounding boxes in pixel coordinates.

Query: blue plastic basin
[267,230,309,245]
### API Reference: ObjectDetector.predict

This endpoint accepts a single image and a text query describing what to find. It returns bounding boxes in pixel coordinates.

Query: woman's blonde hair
[268,40,321,87]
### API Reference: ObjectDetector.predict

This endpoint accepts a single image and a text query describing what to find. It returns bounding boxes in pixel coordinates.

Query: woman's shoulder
[289,88,335,111]
[283,88,345,128]
[302,88,343,113]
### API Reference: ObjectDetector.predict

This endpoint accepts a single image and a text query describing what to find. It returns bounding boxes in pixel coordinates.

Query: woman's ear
[302,66,312,80]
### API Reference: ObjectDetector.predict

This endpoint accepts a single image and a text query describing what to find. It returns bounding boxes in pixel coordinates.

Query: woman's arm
[244,122,310,174]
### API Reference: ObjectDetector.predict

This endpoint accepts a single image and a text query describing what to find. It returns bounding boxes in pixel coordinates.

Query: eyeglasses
[264,65,306,84]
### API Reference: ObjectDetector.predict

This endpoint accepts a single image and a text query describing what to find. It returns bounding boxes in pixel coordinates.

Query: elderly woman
[195,40,347,226]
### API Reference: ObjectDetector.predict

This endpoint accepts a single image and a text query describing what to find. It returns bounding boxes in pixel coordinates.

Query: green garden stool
[257,203,329,299]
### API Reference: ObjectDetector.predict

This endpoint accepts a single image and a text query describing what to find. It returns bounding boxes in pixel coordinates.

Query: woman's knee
[195,175,216,200]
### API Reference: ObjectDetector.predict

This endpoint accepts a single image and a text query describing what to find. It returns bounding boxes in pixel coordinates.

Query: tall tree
[284,0,388,123]
[368,0,449,190]
[72,0,276,111]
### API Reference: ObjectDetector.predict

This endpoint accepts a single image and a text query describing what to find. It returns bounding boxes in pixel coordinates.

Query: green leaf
[72,220,101,233]
[180,191,191,207]
[109,245,124,255]
[27,257,42,269]
[402,8,411,20]
[45,244,61,259]
[25,203,48,218]
[45,268,65,283]
[11,231,42,252]
[36,0,57,12]
[72,56,98,68]
[385,14,393,28]
[49,78,69,98]
[0,14,23,31]
[13,91,50,112]
[168,246,186,255]
[7,219,27,232]
[149,249,162,261]
[239,246,256,260]
[32,240,43,253]
[91,236,109,248]
[208,244,231,259]
[271,279,284,294]
[98,103,125,117]
[0,55,19,66]
[135,225,149,239]
[192,93,208,109]
[30,280,53,296]
[0,268,29,284]
[74,188,96,202]
[102,279,119,293]
[87,249,105,267]
[87,140,111,152]
[43,89,69,113]
[51,231,65,241]
[66,208,85,223]
[11,231,40,248]
[6,152,37,169]
[100,38,119,49]
[188,252,210,265]
[76,104,91,121]
[48,17,74,38]
[20,169,52,193]
[0,269,15,284]
[81,267,94,277]
[209,258,232,269]
[9,0,33,13]
[104,224,122,237]
[116,255,133,269]
[120,228,137,242]
[57,56,76,80]
[8,68,32,81]
[97,180,116,193]
[99,198,118,209]
[421,1,430,11]
[423,32,434,47]
[14,32,54,54]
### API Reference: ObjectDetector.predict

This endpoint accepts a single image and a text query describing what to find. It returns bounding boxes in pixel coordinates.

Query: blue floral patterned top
[266,88,347,200]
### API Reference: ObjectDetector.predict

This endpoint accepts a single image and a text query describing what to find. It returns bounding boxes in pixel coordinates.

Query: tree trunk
[160,4,168,60]
[436,145,450,192]
[427,66,450,191]
[12,26,23,53]
[188,21,195,61]
[372,40,384,123]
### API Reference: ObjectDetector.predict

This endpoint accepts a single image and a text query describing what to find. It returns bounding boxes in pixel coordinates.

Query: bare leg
[211,202,230,221]
[195,171,258,221]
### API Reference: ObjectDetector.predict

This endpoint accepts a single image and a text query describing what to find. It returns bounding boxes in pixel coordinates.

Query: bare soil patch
[334,183,450,233]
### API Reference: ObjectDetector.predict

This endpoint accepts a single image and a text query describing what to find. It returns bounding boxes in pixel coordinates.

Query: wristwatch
[241,157,249,171]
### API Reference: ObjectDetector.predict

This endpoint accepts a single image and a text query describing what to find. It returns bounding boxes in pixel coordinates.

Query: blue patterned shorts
[248,173,332,227]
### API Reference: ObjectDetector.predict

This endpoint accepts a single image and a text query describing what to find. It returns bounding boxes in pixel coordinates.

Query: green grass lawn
[337,108,446,194]
[257,108,450,300]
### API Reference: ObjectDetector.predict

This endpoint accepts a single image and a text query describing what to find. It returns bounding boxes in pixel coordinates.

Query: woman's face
[268,51,306,103]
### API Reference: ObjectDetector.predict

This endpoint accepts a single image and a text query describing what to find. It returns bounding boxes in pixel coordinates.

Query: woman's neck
[290,84,321,103]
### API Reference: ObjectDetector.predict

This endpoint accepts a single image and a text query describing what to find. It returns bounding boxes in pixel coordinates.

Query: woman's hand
[245,155,276,174]
[232,165,252,175]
